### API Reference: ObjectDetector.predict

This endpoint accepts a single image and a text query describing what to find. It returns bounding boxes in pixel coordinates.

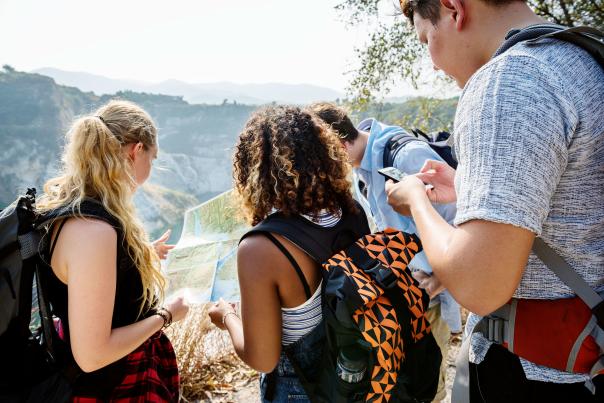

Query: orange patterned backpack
[244,210,441,403]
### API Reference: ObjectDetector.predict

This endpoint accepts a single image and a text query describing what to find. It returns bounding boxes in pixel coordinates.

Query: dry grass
[165,304,259,402]
[166,306,468,402]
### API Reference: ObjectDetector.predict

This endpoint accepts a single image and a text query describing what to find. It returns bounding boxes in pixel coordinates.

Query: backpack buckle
[485,316,508,344]
[364,261,398,289]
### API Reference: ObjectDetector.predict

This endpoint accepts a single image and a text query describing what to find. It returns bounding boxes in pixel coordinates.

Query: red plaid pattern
[71,331,179,402]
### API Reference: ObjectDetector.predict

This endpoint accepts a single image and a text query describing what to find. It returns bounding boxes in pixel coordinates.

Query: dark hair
[233,105,357,226]
[400,0,525,24]
[307,102,359,142]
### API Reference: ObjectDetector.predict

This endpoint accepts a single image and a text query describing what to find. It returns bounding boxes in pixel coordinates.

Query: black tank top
[40,200,152,397]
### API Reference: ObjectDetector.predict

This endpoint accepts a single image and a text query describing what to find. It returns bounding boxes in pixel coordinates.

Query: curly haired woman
[35,100,189,401]
[208,106,370,402]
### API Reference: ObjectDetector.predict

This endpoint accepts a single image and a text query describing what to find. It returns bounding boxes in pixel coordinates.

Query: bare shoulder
[237,235,281,279]
[56,217,118,253]
[51,217,118,281]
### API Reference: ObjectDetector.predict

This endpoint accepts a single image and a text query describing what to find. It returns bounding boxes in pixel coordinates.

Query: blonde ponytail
[38,100,165,316]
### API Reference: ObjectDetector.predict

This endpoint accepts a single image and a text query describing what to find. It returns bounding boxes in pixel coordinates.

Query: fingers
[425,186,436,202]
[157,244,175,253]
[384,179,396,194]
[156,243,176,260]
[158,229,171,242]
[419,159,441,173]
[415,171,434,184]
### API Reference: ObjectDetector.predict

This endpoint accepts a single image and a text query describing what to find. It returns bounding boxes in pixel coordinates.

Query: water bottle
[336,347,366,383]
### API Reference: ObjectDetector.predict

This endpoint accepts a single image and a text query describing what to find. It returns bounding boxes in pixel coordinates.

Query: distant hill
[33,67,344,105]
[1,65,457,238]
[0,66,257,239]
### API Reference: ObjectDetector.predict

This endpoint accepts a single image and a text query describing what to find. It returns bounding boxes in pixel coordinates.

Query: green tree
[2,64,16,73]
[338,0,604,105]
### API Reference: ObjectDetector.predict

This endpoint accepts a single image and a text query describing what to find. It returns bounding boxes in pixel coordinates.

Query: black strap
[262,232,311,300]
[241,206,370,266]
[35,216,66,353]
[242,217,331,263]
[37,199,121,231]
[263,370,277,401]
[494,24,604,68]
[542,26,604,68]
[494,23,565,57]
[383,130,458,169]
[383,132,419,168]
[36,262,56,362]
[49,219,68,260]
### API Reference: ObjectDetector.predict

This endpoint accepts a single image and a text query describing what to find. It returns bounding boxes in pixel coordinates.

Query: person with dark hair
[208,106,370,402]
[385,1,604,401]
[309,101,460,402]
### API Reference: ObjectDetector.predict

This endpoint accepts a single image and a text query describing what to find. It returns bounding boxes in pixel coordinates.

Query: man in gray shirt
[385,0,603,401]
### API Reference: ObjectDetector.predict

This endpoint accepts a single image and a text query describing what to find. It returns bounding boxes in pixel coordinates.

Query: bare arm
[386,178,534,315]
[55,219,181,372]
[209,236,283,373]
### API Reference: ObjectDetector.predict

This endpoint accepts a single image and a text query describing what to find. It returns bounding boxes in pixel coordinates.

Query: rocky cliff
[0,66,256,239]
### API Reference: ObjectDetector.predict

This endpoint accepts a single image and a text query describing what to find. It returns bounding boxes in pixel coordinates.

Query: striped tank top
[280,210,340,346]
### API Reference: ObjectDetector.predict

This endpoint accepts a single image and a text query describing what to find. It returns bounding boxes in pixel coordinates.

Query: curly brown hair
[233,105,357,226]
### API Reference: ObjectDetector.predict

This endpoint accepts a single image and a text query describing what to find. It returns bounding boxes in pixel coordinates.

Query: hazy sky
[0,0,455,97]
[0,1,362,89]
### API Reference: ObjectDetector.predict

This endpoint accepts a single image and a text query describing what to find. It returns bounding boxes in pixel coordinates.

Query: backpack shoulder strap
[494,23,565,56]
[241,216,330,263]
[453,239,604,403]
[241,206,370,264]
[532,238,604,327]
[383,131,420,168]
[262,232,311,299]
[495,24,604,68]
[48,218,68,260]
[383,129,458,169]
[527,26,604,68]
[38,199,120,230]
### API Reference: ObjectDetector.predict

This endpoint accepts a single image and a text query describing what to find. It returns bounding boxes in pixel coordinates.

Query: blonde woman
[36,100,188,401]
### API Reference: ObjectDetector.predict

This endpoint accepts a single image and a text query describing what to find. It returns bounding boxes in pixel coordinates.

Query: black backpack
[383,128,457,170]
[242,209,441,402]
[0,189,79,402]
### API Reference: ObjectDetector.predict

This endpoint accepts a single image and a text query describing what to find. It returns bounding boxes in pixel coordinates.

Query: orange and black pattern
[323,228,431,403]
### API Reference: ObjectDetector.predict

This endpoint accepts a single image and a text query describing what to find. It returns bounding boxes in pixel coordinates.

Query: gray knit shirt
[454,38,604,383]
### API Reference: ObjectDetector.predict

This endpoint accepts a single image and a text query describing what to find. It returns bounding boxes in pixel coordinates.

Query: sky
[0,0,454,97]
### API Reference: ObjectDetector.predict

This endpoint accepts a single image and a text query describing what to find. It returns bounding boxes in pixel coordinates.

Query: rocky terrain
[0,66,256,239]
[0,65,457,241]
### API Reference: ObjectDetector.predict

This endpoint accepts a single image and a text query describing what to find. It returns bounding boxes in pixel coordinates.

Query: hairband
[96,115,106,124]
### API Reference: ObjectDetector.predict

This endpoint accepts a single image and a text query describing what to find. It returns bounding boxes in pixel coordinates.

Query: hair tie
[96,115,106,124]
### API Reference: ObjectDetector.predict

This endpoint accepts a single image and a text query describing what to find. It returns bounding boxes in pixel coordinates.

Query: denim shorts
[259,360,309,403]
[259,324,325,403]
